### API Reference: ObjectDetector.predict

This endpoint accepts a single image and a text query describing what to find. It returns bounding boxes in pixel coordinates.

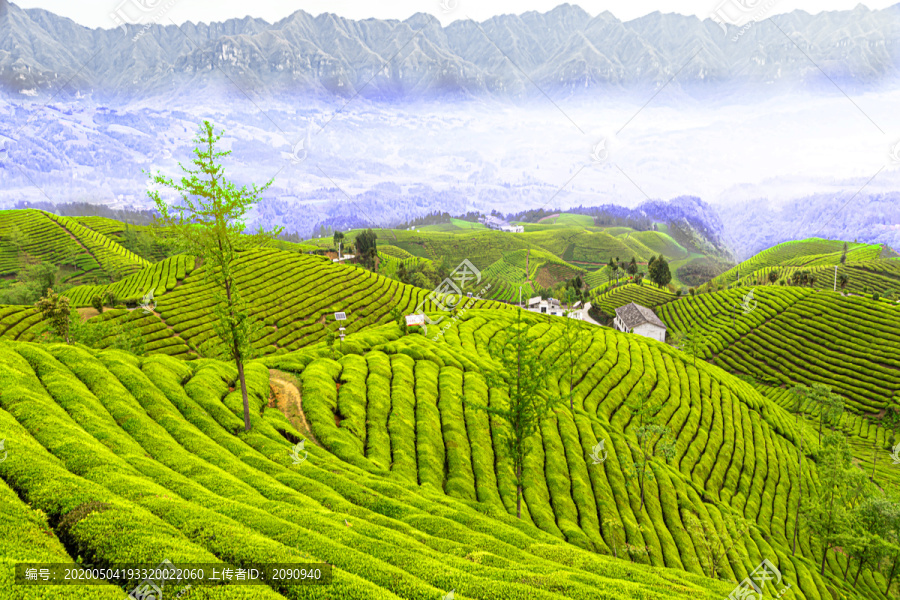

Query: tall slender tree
[807,433,867,575]
[626,392,676,511]
[148,121,282,431]
[469,309,559,518]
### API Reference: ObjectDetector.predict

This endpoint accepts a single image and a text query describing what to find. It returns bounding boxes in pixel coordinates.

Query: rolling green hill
[305,217,732,295]
[265,309,885,600]
[0,209,150,283]
[657,287,900,413]
[6,204,900,600]
[0,334,739,600]
[708,239,884,290]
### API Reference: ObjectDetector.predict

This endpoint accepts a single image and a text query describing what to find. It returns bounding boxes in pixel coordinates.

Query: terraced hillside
[0,209,150,282]
[0,248,511,357]
[278,309,888,600]
[307,222,728,288]
[732,260,900,296]
[591,283,678,317]
[657,287,900,413]
[710,239,884,289]
[65,254,196,306]
[0,338,741,600]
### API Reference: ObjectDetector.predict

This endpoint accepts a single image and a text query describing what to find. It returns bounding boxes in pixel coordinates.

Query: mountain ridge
[3,1,900,100]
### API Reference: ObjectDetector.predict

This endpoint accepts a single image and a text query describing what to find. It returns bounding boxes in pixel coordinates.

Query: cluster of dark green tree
[533,275,590,306]
[605,255,671,289]
[0,258,71,305]
[32,289,144,354]
[354,229,378,270]
[791,383,900,593]
[116,224,180,263]
[394,211,454,229]
[12,200,158,224]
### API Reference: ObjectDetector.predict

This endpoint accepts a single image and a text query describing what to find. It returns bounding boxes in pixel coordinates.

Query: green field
[6,206,900,600]
[301,215,733,299]
[0,209,150,283]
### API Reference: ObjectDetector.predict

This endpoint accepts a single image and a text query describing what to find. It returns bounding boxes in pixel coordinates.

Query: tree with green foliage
[626,393,676,511]
[838,273,849,291]
[672,324,704,367]
[802,383,844,444]
[356,229,378,270]
[389,306,408,335]
[147,120,282,432]
[648,255,671,287]
[840,241,849,265]
[333,230,345,252]
[35,289,72,344]
[324,329,337,358]
[602,517,625,559]
[627,257,638,276]
[608,257,620,287]
[561,291,585,411]
[24,261,60,297]
[847,494,900,586]
[90,294,104,313]
[768,270,779,284]
[64,313,146,355]
[790,383,808,556]
[807,432,868,575]
[685,511,752,579]
[469,309,559,518]
[122,224,154,260]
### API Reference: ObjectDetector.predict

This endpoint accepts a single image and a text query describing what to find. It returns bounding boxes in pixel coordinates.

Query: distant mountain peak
[1,2,899,100]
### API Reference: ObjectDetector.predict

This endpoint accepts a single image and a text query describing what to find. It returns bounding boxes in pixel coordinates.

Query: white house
[613,302,667,342]
[482,215,524,233]
[525,297,586,319]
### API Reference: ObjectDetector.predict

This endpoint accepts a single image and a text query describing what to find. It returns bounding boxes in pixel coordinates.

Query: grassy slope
[732,260,900,296]
[277,309,884,600]
[0,336,739,600]
[657,287,900,413]
[709,239,883,289]
[0,209,149,283]
[0,248,512,357]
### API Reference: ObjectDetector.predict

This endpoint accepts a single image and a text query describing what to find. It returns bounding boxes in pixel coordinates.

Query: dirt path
[268,369,318,444]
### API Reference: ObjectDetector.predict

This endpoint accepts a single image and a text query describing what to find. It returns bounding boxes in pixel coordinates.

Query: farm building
[481,215,524,233]
[613,302,667,342]
[526,296,587,319]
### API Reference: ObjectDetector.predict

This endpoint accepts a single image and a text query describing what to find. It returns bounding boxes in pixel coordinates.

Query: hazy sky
[13,0,900,29]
